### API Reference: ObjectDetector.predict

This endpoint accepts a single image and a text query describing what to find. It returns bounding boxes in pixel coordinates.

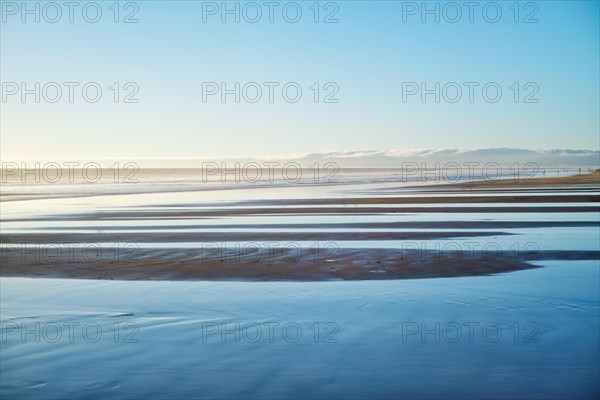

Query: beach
[1,170,598,281]
[1,169,599,399]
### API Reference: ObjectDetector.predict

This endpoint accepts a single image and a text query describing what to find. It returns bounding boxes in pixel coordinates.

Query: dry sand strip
[227,194,600,207]
[423,169,600,189]
[19,220,600,231]
[0,230,511,245]
[1,248,598,281]
[4,205,596,223]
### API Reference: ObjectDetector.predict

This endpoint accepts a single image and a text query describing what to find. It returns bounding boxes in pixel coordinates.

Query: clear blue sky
[1,0,599,160]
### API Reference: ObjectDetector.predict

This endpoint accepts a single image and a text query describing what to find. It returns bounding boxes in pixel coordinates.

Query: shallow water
[1,260,598,399]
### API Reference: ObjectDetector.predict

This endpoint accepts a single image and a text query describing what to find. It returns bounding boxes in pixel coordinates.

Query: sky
[1,0,599,161]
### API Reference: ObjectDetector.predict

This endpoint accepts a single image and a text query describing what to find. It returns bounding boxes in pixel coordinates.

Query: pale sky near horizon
[1,0,599,160]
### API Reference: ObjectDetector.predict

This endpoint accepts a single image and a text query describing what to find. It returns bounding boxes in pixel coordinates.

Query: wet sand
[2,244,599,281]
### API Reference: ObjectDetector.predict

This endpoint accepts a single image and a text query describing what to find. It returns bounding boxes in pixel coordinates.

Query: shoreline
[1,170,598,203]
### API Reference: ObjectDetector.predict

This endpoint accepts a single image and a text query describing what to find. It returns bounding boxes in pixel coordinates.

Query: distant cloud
[5,148,599,168]
[283,148,600,168]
